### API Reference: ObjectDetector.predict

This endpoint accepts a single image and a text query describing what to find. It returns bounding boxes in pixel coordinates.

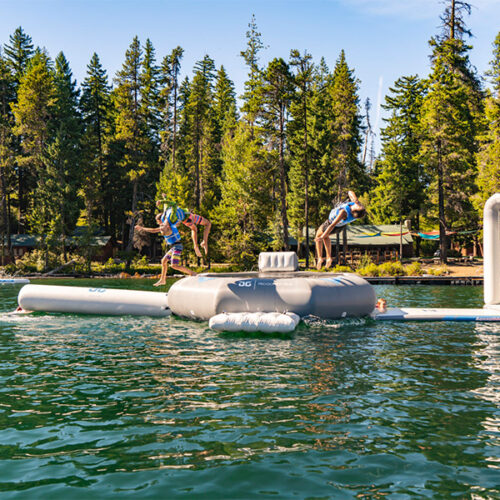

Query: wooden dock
[366,276,483,286]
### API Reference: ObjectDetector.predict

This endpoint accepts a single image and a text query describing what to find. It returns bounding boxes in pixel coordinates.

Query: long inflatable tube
[0,278,30,285]
[484,193,500,307]
[18,284,171,317]
[168,272,376,320]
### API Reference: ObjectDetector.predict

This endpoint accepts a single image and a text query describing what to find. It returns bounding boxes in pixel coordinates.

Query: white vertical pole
[483,193,500,306]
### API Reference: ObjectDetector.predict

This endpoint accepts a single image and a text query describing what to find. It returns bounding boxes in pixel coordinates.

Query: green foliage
[405,261,423,276]
[419,35,483,260]
[476,31,500,211]
[212,122,272,267]
[357,262,379,277]
[332,265,353,273]
[370,75,426,225]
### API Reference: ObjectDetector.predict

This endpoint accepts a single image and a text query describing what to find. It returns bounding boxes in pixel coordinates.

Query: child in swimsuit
[315,190,366,270]
[157,195,211,257]
[135,213,196,285]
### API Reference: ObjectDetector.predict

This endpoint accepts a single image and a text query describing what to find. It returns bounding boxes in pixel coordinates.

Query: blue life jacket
[160,211,182,245]
[328,202,356,227]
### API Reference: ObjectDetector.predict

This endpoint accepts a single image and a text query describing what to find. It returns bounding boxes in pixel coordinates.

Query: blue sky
[1,0,499,140]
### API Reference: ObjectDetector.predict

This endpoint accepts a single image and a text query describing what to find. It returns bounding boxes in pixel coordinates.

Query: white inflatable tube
[18,284,170,317]
[209,312,301,333]
[0,278,30,285]
[484,193,500,307]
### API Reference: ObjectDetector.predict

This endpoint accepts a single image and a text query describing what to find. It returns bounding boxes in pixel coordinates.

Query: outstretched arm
[348,190,359,204]
[135,225,161,234]
[348,190,364,211]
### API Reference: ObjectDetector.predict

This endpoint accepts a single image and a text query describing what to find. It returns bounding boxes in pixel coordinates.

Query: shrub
[357,262,380,277]
[378,261,405,276]
[332,265,353,273]
[404,261,423,276]
[357,253,373,269]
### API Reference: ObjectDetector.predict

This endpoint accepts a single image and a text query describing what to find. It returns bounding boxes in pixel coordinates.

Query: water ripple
[0,281,498,497]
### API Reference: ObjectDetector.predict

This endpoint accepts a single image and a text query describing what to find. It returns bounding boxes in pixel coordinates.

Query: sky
[1,0,499,144]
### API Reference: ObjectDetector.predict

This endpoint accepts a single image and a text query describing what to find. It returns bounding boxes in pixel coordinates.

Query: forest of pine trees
[0,2,499,268]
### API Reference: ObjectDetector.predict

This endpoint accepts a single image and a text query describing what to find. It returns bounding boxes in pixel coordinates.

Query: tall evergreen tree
[160,46,184,170]
[0,51,15,263]
[260,58,294,250]
[4,27,35,230]
[113,36,150,252]
[46,52,82,257]
[288,49,314,265]
[80,52,112,230]
[476,32,500,209]
[419,1,483,262]
[212,122,273,265]
[327,50,366,199]
[370,75,426,228]
[240,15,265,131]
[213,65,238,139]
[4,27,34,88]
[12,50,55,234]
[184,55,217,211]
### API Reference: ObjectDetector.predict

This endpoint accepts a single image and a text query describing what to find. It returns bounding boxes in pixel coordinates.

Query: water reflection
[0,282,498,497]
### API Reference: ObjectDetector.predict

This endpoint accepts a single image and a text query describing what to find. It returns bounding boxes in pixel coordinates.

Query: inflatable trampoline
[168,271,376,320]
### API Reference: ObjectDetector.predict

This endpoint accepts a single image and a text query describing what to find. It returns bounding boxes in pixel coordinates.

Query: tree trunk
[437,145,448,264]
[279,109,289,251]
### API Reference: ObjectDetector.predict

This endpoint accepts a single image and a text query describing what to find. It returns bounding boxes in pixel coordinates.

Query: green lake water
[0,279,499,498]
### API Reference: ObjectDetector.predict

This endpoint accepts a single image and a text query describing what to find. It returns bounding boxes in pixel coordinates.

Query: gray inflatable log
[168,272,376,320]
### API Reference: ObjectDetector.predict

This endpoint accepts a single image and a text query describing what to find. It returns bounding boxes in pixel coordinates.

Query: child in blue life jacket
[315,190,366,270]
[156,195,211,258]
[135,211,196,286]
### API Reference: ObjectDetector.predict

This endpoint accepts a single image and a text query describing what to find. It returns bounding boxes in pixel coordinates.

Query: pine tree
[420,1,483,262]
[212,122,273,265]
[48,52,82,258]
[213,65,238,139]
[288,49,314,266]
[184,55,217,211]
[240,15,265,130]
[80,52,112,230]
[159,46,184,170]
[370,75,426,227]
[476,32,500,209]
[4,27,35,230]
[12,50,55,232]
[113,36,150,253]
[0,51,15,263]
[260,58,294,250]
[327,50,366,199]
[4,27,34,88]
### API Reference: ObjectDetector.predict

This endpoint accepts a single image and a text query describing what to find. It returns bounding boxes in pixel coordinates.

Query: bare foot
[200,241,208,254]
[325,257,333,268]
[153,280,166,287]
[316,258,324,271]
[194,246,202,258]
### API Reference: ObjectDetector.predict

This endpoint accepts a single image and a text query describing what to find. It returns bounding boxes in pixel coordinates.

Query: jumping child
[315,190,366,270]
[135,212,196,286]
[157,195,211,258]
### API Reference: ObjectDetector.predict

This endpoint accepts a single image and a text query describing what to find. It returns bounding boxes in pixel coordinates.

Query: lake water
[0,279,499,498]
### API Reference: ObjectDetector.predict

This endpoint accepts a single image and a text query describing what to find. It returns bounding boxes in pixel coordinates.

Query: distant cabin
[0,234,115,264]
[291,224,414,264]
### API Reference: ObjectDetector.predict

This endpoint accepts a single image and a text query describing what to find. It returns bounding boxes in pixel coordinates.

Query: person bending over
[135,212,196,286]
[157,196,211,258]
[315,190,366,270]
